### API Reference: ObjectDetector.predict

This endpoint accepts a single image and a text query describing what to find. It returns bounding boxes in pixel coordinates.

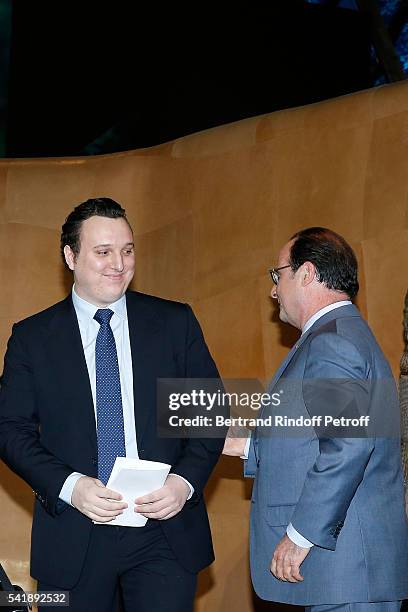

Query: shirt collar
[301,300,352,335]
[72,285,127,323]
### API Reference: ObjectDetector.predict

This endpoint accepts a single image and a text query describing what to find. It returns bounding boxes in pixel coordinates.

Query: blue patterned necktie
[94,308,126,485]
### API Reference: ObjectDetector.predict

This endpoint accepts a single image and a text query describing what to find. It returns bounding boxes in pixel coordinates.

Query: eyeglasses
[269,265,291,285]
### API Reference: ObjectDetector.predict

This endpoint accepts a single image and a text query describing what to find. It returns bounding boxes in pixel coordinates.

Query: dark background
[1,0,408,157]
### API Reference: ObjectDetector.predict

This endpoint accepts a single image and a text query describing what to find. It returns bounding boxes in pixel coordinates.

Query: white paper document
[94,457,171,527]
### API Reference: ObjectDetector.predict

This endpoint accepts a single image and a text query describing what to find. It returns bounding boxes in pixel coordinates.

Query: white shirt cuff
[168,474,194,500]
[241,434,252,459]
[286,522,314,548]
[59,472,85,506]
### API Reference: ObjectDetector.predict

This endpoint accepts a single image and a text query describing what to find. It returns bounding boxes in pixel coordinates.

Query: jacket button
[91,458,97,466]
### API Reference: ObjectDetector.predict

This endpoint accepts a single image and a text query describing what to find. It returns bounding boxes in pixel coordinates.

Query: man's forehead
[277,240,293,264]
[80,216,132,240]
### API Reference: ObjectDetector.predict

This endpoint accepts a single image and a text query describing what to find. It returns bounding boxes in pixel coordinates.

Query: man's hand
[222,426,249,456]
[135,474,190,520]
[270,534,310,582]
[71,476,127,522]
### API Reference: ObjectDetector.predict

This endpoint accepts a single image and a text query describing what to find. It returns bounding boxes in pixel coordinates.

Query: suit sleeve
[0,323,73,516]
[168,305,226,497]
[290,332,374,550]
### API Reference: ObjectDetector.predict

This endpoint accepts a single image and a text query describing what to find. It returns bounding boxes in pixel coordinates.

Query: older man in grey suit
[225,227,408,612]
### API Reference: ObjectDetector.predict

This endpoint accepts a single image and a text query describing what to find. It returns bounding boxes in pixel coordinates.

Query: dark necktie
[94,308,126,485]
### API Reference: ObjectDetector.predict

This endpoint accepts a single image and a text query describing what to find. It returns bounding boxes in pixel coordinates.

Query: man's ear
[64,245,76,271]
[301,261,316,287]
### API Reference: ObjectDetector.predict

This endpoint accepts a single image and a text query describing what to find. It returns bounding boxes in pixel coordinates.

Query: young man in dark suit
[0,197,224,612]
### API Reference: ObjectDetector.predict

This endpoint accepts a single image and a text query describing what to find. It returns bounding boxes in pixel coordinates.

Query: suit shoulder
[126,292,202,338]
[12,298,70,334]
[126,291,190,314]
[329,314,381,358]
[311,314,369,347]
[308,318,368,362]
[308,313,391,377]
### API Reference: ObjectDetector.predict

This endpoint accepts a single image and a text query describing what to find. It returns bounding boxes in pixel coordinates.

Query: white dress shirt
[59,286,193,505]
[244,300,351,548]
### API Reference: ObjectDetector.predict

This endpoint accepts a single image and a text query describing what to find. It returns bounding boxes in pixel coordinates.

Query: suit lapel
[44,296,97,453]
[269,303,361,390]
[126,292,162,449]
[256,304,361,454]
[267,330,311,392]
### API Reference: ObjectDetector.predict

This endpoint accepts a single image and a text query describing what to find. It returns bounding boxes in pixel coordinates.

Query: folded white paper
[94,457,171,527]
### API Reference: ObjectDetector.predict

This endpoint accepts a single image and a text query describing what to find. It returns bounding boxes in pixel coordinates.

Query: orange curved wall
[1,81,408,611]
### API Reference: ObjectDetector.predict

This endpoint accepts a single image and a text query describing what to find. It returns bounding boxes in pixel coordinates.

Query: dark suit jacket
[0,291,224,588]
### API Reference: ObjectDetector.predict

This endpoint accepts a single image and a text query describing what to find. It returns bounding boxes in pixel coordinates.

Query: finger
[94,499,128,512]
[282,562,297,583]
[135,496,170,511]
[95,497,128,510]
[87,511,117,523]
[157,509,178,520]
[275,554,286,581]
[135,500,169,512]
[86,505,125,518]
[136,502,176,519]
[136,504,174,517]
[98,487,123,501]
[290,565,304,582]
[135,491,164,504]
[270,556,277,577]
[137,508,174,519]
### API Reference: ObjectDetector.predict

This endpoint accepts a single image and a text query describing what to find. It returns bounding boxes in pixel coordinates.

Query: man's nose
[111,253,124,271]
[271,286,278,299]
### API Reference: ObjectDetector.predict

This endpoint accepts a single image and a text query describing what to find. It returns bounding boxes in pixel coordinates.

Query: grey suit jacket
[246,304,408,606]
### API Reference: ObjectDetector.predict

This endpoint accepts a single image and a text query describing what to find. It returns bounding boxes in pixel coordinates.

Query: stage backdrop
[0,81,407,612]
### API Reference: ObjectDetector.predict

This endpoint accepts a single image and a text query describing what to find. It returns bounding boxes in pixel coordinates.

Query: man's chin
[97,286,129,306]
[278,309,289,324]
[108,288,127,303]
[105,277,132,295]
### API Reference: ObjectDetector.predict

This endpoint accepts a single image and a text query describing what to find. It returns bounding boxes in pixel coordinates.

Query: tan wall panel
[191,150,277,266]
[1,81,408,611]
[257,91,373,143]
[134,214,195,302]
[363,112,408,239]
[0,224,66,332]
[193,281,265,379]
[269,125,370,243]
[373,80,408,119]
[362,229,408,367]
[4,160,97,230]
[126,157,195,236]
[172,116,257,159]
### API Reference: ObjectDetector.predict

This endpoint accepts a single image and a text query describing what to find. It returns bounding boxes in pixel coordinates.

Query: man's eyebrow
[93,242,134,248]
